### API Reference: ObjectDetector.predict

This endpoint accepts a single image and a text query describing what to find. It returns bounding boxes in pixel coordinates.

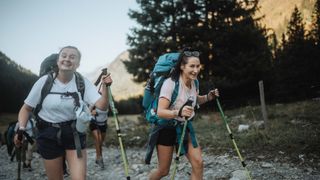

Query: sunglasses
[183,51,200,57]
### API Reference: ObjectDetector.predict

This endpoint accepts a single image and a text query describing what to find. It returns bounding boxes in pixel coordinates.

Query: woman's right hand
[14,132,23,147]
[179,105,194,118]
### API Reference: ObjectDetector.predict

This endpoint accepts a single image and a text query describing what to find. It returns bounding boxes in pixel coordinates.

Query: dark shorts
[89,121,107,133]
[36,121,86,160]
[156,127,177,146]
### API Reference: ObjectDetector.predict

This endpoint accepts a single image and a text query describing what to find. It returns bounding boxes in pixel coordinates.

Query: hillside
[0,52,38,112]
[85,0,316,101]
[257,0,315,38]
[86,51,144,101]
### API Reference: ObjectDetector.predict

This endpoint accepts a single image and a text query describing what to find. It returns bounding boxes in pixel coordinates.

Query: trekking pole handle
[178,97,194,118]
[94,68,108,86]
[17,129,24,141]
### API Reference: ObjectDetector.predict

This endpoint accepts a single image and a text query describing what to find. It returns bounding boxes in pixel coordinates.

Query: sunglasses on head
[183,50,200,57]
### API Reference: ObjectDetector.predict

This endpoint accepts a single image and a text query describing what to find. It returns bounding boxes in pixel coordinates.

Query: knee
[158,168,170,177]
[149,168,170,179]
[192,157,204,169]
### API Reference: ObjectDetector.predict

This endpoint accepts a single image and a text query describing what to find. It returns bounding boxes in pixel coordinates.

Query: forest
[1,0,320,113]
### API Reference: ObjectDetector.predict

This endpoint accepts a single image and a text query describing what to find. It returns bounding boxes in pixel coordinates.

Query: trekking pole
[16,130,23,180]
[171,98,194,180]
[108,87,130,180]
[96,68,130,179]
[215,98,252,180]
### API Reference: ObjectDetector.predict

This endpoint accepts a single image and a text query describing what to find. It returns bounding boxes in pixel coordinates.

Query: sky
[0,0,138,75]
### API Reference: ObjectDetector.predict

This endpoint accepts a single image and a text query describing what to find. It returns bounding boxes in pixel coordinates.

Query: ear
[180,64,185,71]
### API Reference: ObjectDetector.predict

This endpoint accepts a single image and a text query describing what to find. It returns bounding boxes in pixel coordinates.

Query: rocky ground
[0,145,319,180]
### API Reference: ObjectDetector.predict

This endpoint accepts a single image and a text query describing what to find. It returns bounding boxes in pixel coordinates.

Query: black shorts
[156,127,177,146]
[36,122,86,160]
[89,121,107,133]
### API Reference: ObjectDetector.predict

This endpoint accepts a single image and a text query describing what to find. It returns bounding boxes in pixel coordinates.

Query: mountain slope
[257,0,315,38]
[86,0,316,101]
[86,51,144,101]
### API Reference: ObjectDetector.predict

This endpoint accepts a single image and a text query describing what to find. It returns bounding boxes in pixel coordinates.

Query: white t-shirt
[94,108,108,123]
[25,74,101,123]
[159,77,198,121]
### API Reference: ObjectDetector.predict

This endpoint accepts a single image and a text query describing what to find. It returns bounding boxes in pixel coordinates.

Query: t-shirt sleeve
[24,76,47,108]
[159,78,175,102]
[83,77,101,105]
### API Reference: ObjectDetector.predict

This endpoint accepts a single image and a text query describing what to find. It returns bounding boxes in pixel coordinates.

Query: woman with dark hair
[148,47,219,180]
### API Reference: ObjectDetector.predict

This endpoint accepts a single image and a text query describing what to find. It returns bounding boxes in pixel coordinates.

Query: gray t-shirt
[159,77,198,121]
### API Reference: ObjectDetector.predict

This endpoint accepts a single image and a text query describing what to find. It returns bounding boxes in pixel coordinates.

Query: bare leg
[185,135,204,180]
[100,132,106,157]
[66,149,87,180]
[43,156,64,180]
[92,129,102,160]
[149,145,174,180]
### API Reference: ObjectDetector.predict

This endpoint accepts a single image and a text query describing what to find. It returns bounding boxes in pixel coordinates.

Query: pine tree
[307,0,320,93]
[275,6,313,100]
[126,0,272,105]
[309,0,320,45]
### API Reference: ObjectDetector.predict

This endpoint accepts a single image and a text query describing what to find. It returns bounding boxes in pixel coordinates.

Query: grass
[1,100,319,168]
[102,99,320,168]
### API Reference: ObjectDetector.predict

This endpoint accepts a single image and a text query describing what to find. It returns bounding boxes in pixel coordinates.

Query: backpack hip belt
[36,117,83,158]
[155,119,178,127]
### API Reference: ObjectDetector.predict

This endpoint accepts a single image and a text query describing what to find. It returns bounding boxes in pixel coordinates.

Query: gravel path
[0,145,319,180]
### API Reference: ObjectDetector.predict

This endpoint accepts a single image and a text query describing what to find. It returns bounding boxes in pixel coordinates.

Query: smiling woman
[147,47,220,180]
[57,46,81,74]
[14,45,114,180]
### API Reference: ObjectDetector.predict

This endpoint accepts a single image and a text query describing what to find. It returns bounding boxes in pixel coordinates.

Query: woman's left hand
[207,88,219,101]
[101,73,112,86]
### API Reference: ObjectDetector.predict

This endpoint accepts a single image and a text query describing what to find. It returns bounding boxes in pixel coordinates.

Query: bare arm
[94,74,112,110]
[157,97,194,119]
[14,103,33,146]
[157,97,179,119]
[18,104,33,128]
[197,88,219,105]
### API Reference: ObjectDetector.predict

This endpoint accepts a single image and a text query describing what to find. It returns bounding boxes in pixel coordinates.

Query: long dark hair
[170,47,199,81]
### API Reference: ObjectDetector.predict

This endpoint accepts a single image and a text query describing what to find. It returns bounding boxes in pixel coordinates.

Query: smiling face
[57,47,80,72]
[180,56,201,81]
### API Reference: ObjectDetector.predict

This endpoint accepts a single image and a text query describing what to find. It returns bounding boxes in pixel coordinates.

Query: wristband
[173,110,179,117]
[19,126,26,131]
[206,94,209,102]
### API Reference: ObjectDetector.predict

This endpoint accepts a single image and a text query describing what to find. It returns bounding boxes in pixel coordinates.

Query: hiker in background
[148,47,219,180]
[14,113,36,171]
[89,105,108,169]
[14,46,113,180]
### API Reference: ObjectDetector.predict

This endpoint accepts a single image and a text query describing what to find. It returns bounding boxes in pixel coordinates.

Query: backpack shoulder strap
[170,80,180,106]
[34,73,54,117]
[75,72,85,99]
[194,79,199,91]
